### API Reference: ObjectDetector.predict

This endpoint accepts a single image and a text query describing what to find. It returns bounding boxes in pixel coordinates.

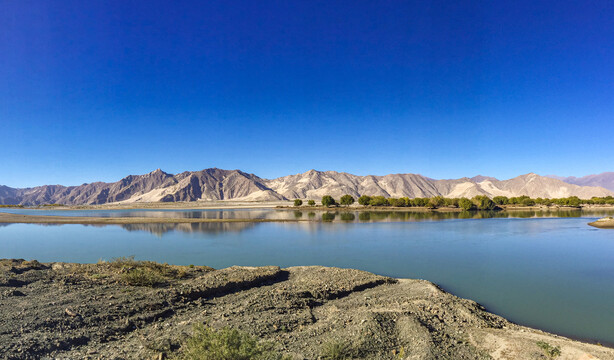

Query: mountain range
[546,172,614,192]
[1,169,612,206]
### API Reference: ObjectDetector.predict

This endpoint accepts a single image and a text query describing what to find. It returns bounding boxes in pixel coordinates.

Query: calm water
[1,209,614,345]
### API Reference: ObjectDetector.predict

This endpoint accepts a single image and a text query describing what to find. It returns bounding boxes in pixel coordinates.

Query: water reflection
[4,207,614,223]
[120,222,258,236]
[340,212,356,221]
[3,208,614,235]
[109,209,614,235]
[316,209,614,222]
[321,212,336,222]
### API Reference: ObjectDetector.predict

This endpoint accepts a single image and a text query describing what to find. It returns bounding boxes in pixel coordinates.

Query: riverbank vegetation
[310,195,614,210]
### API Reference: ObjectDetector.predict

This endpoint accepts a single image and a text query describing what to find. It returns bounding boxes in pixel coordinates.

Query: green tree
[369,196,388,206]
[428,196,445,208]
[307,200,316,206]
[458,197,475,211]
[444,197,459,207]
[521,197,536,206]
[566,196,581,207]
[388,198,406,207]
[492,196,509,205]
[294,199,303,206]
[340,194,355,206]
[358,195,371,206]
[321,195,336,207]
[472,195,496,210]
[411,198,430,207]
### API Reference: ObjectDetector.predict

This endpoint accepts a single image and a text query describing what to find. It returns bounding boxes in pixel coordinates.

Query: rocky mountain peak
[1,169,612,205]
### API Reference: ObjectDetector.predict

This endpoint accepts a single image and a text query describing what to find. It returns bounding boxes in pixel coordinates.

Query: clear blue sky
[2,1,613,187]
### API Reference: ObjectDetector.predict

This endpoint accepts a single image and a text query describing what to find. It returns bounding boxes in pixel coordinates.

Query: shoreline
[0,212,311,225]
[2,205,613,225]
[2,200,614,212]
[1,259,611,359]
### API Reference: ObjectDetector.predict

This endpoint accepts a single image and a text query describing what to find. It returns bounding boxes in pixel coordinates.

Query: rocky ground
[1,259,612,360]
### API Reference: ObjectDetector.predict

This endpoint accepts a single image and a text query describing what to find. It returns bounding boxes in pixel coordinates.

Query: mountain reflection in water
[70,209,614,235]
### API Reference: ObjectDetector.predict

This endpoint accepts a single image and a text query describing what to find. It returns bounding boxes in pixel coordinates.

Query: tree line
[294,195,614,210]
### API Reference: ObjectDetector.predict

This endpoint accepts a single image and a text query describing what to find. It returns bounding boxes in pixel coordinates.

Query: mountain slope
[0,169,283,205]
[475,173,612,198]
[547,172,614,192]
[1,169,612,205]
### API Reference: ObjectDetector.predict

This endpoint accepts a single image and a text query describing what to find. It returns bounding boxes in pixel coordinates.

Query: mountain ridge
[1,169,612,205]
[546,172,614,192]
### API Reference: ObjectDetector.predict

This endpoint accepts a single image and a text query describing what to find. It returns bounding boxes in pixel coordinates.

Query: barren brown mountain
[1,169,612,205]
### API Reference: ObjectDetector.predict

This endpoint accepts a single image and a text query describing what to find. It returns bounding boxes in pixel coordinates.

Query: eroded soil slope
[0,259,612,359]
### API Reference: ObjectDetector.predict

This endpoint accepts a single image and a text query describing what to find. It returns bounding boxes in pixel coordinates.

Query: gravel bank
[0,259,612,359]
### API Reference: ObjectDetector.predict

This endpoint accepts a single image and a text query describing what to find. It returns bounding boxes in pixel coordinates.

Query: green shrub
[109,256,192,287]
[307,200,316,206]
[121,267,166,287]
[320,339,353,360]
[293,199,303,206]
[178,324,284,360]
[536,341,561,359]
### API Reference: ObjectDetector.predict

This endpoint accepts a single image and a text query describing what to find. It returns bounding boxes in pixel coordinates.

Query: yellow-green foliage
[178,324,287,360]
[536,341,561,359]
[320,339,354,360]
[121,266,166,287]
[105,256,208,287]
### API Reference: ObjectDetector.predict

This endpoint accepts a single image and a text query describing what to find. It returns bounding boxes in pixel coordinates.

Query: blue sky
[1,1,613,187]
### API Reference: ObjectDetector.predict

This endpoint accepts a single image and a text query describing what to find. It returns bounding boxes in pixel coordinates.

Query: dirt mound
[0,259,612,359]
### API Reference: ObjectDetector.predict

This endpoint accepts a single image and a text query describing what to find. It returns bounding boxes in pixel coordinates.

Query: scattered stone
[65,308,79,317]
[0,260,612,359]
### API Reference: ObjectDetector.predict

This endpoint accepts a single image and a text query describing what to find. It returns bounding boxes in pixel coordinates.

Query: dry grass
[61,256,213,287]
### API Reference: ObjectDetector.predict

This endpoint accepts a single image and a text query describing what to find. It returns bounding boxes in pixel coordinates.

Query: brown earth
[588,217,614,229]
[1,259,612,360]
